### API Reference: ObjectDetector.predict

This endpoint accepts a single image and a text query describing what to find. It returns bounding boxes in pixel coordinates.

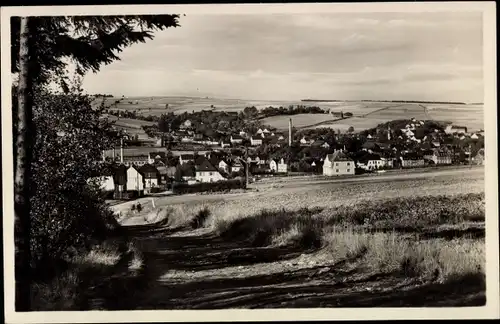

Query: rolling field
[101,166,486,309]
[95,96,484,133]
[261,113,335,129]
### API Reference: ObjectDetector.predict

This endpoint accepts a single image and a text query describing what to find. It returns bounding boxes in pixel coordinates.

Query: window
[335,163,339,166]
[347,162,350,166]
[209,172,213,176]
[336,169,339,173]
[347,169,350,172]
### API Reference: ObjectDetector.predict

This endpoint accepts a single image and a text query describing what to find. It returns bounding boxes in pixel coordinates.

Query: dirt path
[97,166,486,309]
[90,220,485,310]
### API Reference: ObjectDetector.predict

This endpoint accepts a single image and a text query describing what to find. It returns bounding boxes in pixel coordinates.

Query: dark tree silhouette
[12,14,180,311]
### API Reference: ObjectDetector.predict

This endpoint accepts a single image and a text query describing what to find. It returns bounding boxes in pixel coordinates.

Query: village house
[250,136,263,146]
[423,149,453,165]
[357,153,385,171]
[362,141,382,153]
[323,150,355,176]
[231,160,243,173]
[220,139,230,148]
[300,136,313,146]
[218,159,230,173]
[156,166,175,189]
[445,124,468,135]
[122,154,148,166]
[399,154,425,168]
[277,158,288,173]
[180,134,194,143]
[179,154,195,165]
[247,155,261,164]
[180,119,192,130]
[126,165,145,196]
[473,148,485,166]
[148,151,166,165]
[312,140,330,149]
[269,159,278,172]
[195,158,226,183]
[230,134,244,145]
[267,137,283,148]
[139,164,160,193]
[239,131,247,137]
[256,128,264,135]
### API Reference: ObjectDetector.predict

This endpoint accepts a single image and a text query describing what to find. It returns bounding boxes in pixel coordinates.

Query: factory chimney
[120,137,124,164]
[289,118,292,146]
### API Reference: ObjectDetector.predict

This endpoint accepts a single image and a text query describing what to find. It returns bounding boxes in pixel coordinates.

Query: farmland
[95,166,487,309]
[261,113,335,130]
[96,96,484,133]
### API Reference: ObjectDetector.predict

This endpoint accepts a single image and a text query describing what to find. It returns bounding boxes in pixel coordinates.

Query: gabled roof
[195,158,218,172]
[139,163,159,175]
[359,153,382,162]
[208,156,220,167]
[326,151,353,162]
[128,164,144,175]
[231,134,244,140]
[180,154,195,160]
[148,151,166,159]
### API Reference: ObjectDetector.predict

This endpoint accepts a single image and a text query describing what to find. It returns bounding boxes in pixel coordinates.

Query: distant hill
[301,99,467,105]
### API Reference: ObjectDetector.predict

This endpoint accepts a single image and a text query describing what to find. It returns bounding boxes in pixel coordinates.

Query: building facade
[323,151,355,176]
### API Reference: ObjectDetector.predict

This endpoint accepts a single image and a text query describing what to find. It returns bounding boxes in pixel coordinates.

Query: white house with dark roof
[179,154,195,165]
[218,160,230,173]
[148,151,166,165]
[445,124,468,135]
[230,134,244,144]
[323,150,355,176]
[195,158,225,183]
[250,136,263,146]
[269,159,278,172]
[277,158,288,173]
[126,165,144,195]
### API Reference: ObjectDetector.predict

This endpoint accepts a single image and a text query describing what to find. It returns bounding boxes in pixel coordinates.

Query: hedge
[172,179,247,194]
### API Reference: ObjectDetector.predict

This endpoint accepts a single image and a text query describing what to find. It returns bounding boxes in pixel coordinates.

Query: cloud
[82,11,483,102]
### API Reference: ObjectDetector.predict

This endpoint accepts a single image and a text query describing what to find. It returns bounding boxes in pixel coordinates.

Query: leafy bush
[27,84,120,276]
[190,207,211,229]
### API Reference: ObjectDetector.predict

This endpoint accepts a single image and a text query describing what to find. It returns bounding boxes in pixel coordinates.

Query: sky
[81,11,483,102]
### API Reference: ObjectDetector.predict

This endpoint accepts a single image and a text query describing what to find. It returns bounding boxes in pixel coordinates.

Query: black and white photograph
[2,2,499,323]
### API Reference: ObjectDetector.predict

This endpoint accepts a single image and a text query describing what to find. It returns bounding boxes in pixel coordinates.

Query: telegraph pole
[120,137,124,164]
[469,144,472,168]
[245,146,249,188]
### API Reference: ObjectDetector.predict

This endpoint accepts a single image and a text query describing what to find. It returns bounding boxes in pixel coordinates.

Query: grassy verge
[30,205,146,312]
[212,192,485,283]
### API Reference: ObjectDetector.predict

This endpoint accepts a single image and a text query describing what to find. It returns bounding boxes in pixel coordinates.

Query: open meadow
[96,97,484,133]
[89,166,488,309]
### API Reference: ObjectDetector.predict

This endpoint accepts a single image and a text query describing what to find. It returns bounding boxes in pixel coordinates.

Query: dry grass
[213,193,484,241]
[30,270,82,311]
[214,193,485,283]
[30,239,146,311]
[144,203,214,229]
